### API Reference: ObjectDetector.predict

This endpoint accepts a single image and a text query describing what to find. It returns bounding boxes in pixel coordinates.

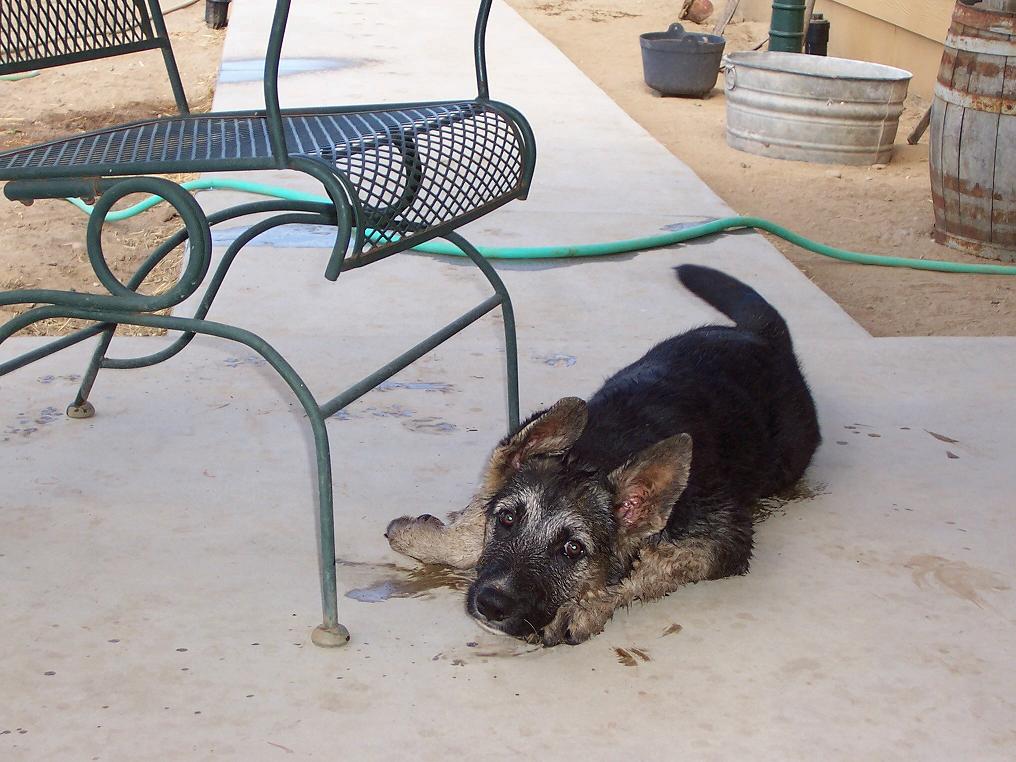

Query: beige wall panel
[734,0,946,98]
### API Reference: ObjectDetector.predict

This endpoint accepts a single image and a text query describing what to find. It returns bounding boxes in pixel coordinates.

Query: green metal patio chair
[0,0,535,647]
[0,0,189,113]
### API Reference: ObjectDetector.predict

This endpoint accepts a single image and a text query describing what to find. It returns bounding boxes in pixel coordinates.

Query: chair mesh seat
[0,101,527,256]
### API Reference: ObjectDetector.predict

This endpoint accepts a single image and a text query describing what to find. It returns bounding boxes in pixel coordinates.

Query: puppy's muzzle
[472,584,516,624]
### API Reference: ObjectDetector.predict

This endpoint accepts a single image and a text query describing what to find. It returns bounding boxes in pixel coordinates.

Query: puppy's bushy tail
[675,265,791,350]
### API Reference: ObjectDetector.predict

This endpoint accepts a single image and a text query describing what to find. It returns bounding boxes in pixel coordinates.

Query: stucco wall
[735,0,955,98]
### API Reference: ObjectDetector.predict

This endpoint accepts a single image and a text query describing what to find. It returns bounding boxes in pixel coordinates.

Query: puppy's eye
[562,539,585,559]
[497,510,516,529]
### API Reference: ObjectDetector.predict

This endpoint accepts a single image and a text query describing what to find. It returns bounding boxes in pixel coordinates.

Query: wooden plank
[955,29,1006,242]
[713,0,741,37]
[908,105,933,144]
[804,0,818,30]
[929,97,947,230]
[827,0,954,43]
[957,108,1001,242]
[991,56,1016,248]
[940,100,967,236]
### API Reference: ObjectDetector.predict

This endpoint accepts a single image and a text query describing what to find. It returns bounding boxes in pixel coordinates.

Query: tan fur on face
[541,537,717,645]
[388,398,588,569]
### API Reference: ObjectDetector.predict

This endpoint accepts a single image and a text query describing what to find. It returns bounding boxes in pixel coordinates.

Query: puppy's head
[466,397,692,640]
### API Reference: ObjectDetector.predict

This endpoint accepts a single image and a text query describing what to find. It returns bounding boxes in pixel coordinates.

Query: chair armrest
[474,0,494,98]
[264,0,293,167]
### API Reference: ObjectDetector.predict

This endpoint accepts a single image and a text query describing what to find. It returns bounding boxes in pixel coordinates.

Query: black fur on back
[565,265,821,578]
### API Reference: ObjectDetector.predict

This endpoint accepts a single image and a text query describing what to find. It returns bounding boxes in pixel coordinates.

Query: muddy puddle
[341,560,473,603]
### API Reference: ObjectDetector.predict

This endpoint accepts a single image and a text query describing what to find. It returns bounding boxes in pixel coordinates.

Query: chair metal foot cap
[66,401,95,419]
[311,624,351,648]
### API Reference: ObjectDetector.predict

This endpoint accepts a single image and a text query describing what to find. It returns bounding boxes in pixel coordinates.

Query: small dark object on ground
[805,13,829,56]
[205,0,231,29]
[682,0,715,24]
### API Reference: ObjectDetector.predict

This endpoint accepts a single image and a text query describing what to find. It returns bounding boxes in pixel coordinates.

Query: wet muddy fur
[387,265,820,645]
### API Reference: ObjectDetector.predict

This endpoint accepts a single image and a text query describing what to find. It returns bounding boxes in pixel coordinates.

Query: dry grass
[1,214,190,337]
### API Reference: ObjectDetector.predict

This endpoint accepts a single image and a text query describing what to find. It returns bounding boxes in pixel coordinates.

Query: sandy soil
[0,4,225,335]
[506,0,1015,336]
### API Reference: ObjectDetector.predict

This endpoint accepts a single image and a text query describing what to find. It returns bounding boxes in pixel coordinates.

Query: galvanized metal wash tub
[930,2,1016,262]
[724,52,912,165]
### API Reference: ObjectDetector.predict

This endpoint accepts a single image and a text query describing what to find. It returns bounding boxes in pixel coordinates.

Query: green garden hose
[64,177,1016,275]
[0,71,40,81]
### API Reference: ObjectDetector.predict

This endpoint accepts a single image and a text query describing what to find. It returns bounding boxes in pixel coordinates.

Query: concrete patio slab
[2,1,1014,760]
[2,334,1014,759]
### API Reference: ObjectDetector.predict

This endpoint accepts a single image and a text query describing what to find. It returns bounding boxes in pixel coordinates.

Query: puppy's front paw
[385,513,444,553]
[541,599,613,647]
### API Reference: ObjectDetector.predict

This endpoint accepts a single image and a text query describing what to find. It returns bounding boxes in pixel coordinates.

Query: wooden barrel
[929,3,1016,262]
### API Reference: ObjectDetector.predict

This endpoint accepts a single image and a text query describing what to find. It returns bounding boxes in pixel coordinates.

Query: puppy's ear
[480,397,588,494]
[608,433,692,539]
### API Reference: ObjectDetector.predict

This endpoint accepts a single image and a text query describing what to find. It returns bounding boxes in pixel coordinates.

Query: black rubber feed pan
[640,23,726,97]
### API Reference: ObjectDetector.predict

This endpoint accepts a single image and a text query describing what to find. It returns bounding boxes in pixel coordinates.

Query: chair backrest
[0,0,189,113]
[260,0,495,166]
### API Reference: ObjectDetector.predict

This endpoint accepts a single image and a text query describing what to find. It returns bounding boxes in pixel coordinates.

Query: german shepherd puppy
[386,265,820,645]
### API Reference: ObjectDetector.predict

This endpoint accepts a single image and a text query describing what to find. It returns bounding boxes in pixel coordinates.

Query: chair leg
[67,325,116,419]
[501,293,520,432]
[308,407,351,648]
[443,231,521,432]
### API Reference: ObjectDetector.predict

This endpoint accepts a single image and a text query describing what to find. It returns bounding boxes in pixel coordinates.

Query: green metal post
[769,0,806,53]
[444,231,520,432]
[146,0,190,113]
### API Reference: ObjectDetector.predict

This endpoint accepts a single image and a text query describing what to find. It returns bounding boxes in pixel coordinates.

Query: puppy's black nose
[474,585,514,623]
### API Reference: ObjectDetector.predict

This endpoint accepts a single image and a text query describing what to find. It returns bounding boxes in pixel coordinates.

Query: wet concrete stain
[905,554,1009,608]
[329,400,455,433]
[375,380,454,394]
[37,374,81,385]
[344,562,473,603]
[403,417,457,434]
[212,224,337,249]
[615,647,651,667]
[4,406,63,439]
[752,480,828,523]
[661,218,719,232]
[661,623,683,637]
[433,638,540,661]
[218,57,376,84]
[536,353,577,368]
[223,355,267,368]
[926,429,960,444]
[365,404,415,419]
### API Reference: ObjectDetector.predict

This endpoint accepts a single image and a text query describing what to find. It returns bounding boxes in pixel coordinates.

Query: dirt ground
[0,3,224,335]
[1,1,1013,337]
[506,0,1015,336]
